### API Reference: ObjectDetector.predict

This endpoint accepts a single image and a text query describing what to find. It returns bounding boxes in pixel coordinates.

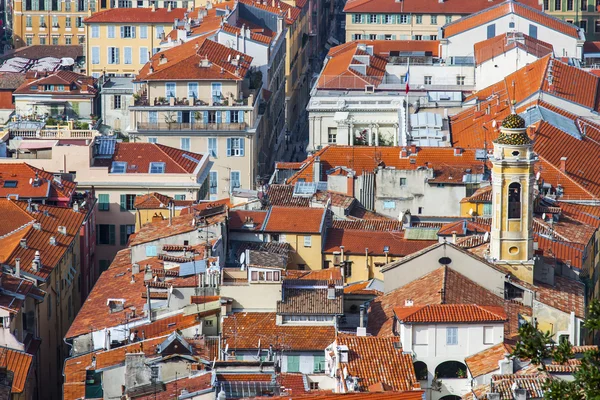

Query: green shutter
[98,193,109,211]
[313,355,325,373]
[377,14,381,24]
[109,225,116,245]
[407,15,412,23]
[120,225,127,245]
[120,194,126,211]
[287,355,300,373]
[174,194,185,200]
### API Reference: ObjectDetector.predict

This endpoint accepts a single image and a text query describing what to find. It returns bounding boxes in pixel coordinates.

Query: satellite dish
[239,252,246,268]
[492,120,497,128]
[468,208,474,216]
[484,231,489,242]
[542,213,546,220]
[536,171,541,181]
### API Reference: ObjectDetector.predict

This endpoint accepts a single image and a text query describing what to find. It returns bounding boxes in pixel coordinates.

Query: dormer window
[111,161,127,173]
[149,162,165,174]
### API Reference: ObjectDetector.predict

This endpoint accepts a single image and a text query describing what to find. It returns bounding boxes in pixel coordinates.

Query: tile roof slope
[0,200,86,281]
[393,304,507,323]
[343,0,541,13]
[265,184,311,207]
[331,218,402,231]
[443,1,579,38]
[136,313,201,339]
[84,6,190,23]
[323,228,437,255]
[336,334,417,392]
[284,267,344,280]
[344,280,383,296]
[221,313,335,351]
[136,36,252,81]
[279,373,308,394]
[221,23,275,45]
[14,70,97,95]
[276,287,343,315]
[134,192,194,209]
[133,373,212,400]
[0,347,33,393]
[228,209,268,230]
[288,146,484,184]
[0,72,26,90]
[237,0,301,24]
[465,343,514,378]
[474,33,553,65]
[263,206,326,233]
[558,202,600,228]
[489,374,546,399]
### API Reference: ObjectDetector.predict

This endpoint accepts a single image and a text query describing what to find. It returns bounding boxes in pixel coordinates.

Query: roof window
[111,161,127,173]
[3,180,17,188]
[149,162,165,174]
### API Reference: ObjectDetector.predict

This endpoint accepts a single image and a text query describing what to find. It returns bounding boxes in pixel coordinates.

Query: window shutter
[116,48,120,64]
[225,111,231,123]
[131,26,136,38]
[120,194,126,211]
[120,225,127,245]
[109,225,116,245]
[377,14,381,23]
[238,110,244,123]
[226,138,232,157]
[240,138,245,156]
[120,26,124,38]
[177,111,182,123]
[216,111,222,123]
[407,15,412,23]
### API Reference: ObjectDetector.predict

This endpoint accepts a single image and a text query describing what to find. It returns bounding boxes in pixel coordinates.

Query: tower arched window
[508,182,521,219]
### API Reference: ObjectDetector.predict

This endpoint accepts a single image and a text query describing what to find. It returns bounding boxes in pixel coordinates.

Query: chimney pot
[15,258,20,278]
[560,156,567,172]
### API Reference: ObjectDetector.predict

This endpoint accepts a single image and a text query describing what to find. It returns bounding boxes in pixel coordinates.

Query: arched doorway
[413,361,428,381]
[435,361,468,379]
[439,396,462,400]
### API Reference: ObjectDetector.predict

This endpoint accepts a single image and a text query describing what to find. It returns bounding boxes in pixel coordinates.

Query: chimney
[15,258,20,278]
[347,173,354,197]
[400,147,408,158]
[50,236,57,246]
[144,265,153,281]
[32,251,40,272]
[151,2,156,11]
[409,144,417,154]
[313,156,321,183]
[359,305,365,328]
[132,263,140,274]
[131,274,136,284]
[405,299,413,306]
[498,353,513,374]
[168,200,174,226]
[33,222,41,230]
[452,232,457,243]
[20,238,27,249]
[327,283,335,300]
[560,156,567,172]
[58,226,67,235]
[454,148,463,156]
[73,202,79,212]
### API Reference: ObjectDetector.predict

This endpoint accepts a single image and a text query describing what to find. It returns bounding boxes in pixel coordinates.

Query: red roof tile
[134,192,194,209]
[393,304,507,323]
[263,206,326,234]
[238,0,300,24]
[14,70,97,96]
[0,347,33,393]
[465,343,514,378]
[331,219,402,231]
[84,7,190,23]
[336,334,418,392]
[136,313,201,339]
[343,0,541,14]
[228,209,268,230]
[133,374,212,400]
[0,163,76,201]
[344,280,383,296]
[323,228,437,256]
[474,33,553,65]
[222,313,335,351]
[265,185,311,207]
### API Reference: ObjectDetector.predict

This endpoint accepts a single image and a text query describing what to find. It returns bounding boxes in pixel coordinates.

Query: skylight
[3,180,17,188]
[110,161,127,174]
[149,162,166,174]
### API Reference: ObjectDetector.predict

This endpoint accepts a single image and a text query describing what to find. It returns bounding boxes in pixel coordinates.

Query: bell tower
[489,114,537,283]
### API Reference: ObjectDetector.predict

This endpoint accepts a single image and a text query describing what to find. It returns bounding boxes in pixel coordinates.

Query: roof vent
[200,56,212,68]
[49,236,57,246]
[405,299,413,306]
[439,256,452,265]
[33,222,41,230]
[31,251,40,272]
[20,239,27,249]
[58,226,67,235]
[159,54,168,65]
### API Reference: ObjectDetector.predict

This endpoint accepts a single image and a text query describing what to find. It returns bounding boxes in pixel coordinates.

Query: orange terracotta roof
[393,304,507,323]
[336,334,417,392]
[84,6,190,23]
[474,33,553,65]
[443,1,579,38]
[279,373,308,394]
[0,163,76,200]
[558,203,600,228]
[0,347,33,393]
[222,313,335,351]
[284,267,344,281]
[265,185,311,207]
[344,280,383,296]
[134,192,194,209]
[136,36,252,81]
[136,313,201,339]
[331,219,402,231]
[463,185,492,203]
[228,209,268,230]
[14,70,97,95]
[323,228,436,256]
[263,206,326,234]
[221,22,275,45]
[489,374,546,399]
[133,373,213,400]
[248,392,426,400]
[343,0,540,14]
[216,373,272,382]
[465,343,514,378]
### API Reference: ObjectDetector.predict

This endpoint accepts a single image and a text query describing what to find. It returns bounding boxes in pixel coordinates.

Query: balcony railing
[8,129,98,139]
[136,122,247,131]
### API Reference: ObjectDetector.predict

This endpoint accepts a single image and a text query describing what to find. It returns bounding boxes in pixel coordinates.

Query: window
[121,25,136,38]
[483,326,494,345]
[76,17,83,28]
[383,201,396,210]
[120,225,135,245]
[385,14,393,23]
[65,0,72,11]
[108,47,120,64]
[416,15,422,24]
[39,36,46,45]
[148,137,157,144]
[581,0,586,10]
[124,47,132,64]
[97,224,116,245]
[567,0,574,9]
[414,35,422,40]
[207,138,217,157]
[352,14,362,23]
[580,20,587,32]
[446,327,458,345]
[227,138,245,156]
[78,35,85,44]
[287,356,300,373]
[107,25,115,38]
[210,171,218,195]
[328,128,337,144]
[431,15,437,24]
[52,36,59,45]
[418,207,423,214]
[230,171,241,191]
[314,355,326,373]
[430,35,437,40]
[64,17,71,28]
[456,76,465,85]
[445,15,452,24]
[228,110,244,123]
[483,203,492,216]
[486,24,495,39]
[399,14,408,24]
[424,76,432,85]
[3,180,17,188]
[26,37,33,46]
[91,25,99,37]
[65,36,72,45]
[595,20,600,33]
[180,138,190,151]
[98,193,110,211]
[40,16,46,27]
[211,82,222,103]
[529,24,538,38]
[140,47,149,64]
[140,25,148,38]
[188,82,199,99]
[554,0,561,10]
[400,177,407,186]
[120,194,136,211]
[304,236,312,247]
[166,82,176,98]
[146,245,157,257]
[26,16,32,27]
[111,161,127,173]
[369,14,377,23]
[508,182,521,219]
[113,95,122,109]
[149,162,165,174]
[156,25,164,38]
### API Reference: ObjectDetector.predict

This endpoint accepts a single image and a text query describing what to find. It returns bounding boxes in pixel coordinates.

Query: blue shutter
[216,111,222,123]
[226,138,232,157]
[115,48,120,64]
[487,24,495,39]
[120,194,126,211]
[377,14,381,24]
[240,138,245,156]
[407,15,411,23]
[177,111,182,123]
[131,26,136,38]
[238,110,244,123]
[203,111,208,123]
[226,111,231,123]
[120,26,124,38]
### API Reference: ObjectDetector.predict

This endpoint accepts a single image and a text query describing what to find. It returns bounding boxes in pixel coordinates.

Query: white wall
[476,48,542,90]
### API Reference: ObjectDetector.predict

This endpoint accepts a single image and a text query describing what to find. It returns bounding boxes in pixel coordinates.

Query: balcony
[8,128,98,139]
[136,121,247,132]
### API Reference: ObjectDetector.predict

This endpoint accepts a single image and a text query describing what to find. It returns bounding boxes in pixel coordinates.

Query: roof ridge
[538,154,598,200]
[153,144,192,174]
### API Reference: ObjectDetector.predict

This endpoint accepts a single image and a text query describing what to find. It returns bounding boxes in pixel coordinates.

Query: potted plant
[457,369,467,379]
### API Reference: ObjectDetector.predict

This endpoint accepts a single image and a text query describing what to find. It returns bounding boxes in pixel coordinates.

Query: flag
[404,68,410,94]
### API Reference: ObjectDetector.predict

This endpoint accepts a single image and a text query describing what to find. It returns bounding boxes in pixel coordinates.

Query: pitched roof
[0,163,76,200]
[228,210,268,230]
[0,347,33,393]
[237,0,301,24]
[474,32,553,65]
[343,0,541,14]
[0,72,26,90]
[336,334,417,392]
[14,70,97,95]
[331,218,402,231]
[249,393,426,400]
[489,374,546,399]
[265,184,311,207]
[323,228,436,256]
[136,36,252,81]
[221,313,335,351]
[132,373,212,400]
[84,6,190,23]
[134,192,194,209]
[221,22,276,45]
[463,185,492,203]
[443,1,580,38]
[393,304,507,323]
[262,206,326,234]
[465,343,514,378]
[277,283,343,315]
[344,280,383,296]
